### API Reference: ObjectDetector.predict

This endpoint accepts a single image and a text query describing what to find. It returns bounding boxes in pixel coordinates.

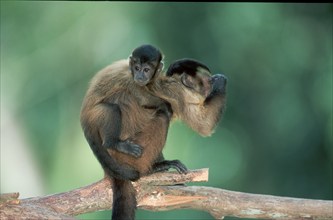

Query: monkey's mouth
[134,79,149,86]
[134,74,150,86]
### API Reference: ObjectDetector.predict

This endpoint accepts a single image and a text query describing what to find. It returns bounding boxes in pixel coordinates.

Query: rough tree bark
[0,169,332,219]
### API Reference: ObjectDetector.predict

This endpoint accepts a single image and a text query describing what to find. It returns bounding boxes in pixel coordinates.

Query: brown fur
[81,59,226,175]
[149,68,226,137]
[81,57,226,220]
[81,59,169,175]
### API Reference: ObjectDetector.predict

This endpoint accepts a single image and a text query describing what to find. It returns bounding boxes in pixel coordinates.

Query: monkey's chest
[115,88,165,141]
[119,105,156,139]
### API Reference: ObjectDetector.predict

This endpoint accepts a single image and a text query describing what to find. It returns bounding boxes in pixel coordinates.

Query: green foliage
[1,2,332,219]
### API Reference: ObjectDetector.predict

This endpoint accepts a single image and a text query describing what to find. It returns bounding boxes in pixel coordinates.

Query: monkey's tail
[112,178,137,220]
[90,142,140,181]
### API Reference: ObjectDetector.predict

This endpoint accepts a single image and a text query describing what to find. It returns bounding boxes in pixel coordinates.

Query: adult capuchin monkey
[81,44,187,220]
[80,45,227,220]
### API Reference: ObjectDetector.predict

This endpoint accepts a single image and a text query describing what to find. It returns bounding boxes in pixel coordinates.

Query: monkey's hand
[115,140,143,158]
[205,74,227,104]
[152,160,188,174]
[210,74,227,96]
[156,102,173,120]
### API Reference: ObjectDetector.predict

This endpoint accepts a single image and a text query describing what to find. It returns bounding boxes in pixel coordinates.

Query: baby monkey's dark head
[129,44,164,86]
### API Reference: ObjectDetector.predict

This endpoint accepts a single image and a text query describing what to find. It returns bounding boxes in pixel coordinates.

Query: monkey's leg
[150,153,169,173]
[143,101,188,174]
[148,102,189,174]
[98,103,143,158]
[129,103,172,175]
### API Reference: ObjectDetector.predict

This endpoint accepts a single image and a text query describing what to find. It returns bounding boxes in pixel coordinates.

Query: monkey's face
[129,56,163,86]
[173,69,227,105]
[180,67,213,98]
[167,59,227,104]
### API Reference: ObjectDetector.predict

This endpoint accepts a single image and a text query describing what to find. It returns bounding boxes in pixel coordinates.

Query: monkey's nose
[134,74,149,86]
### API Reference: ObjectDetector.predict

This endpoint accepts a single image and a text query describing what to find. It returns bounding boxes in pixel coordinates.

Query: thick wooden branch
[1,168,332,220]
[141,186,333,219]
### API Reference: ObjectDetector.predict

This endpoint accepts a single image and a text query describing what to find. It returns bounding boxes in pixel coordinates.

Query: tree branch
[1,168,332,219]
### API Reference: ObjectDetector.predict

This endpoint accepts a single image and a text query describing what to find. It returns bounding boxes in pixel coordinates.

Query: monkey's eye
[143,68,150,73]
[135,66,140,71]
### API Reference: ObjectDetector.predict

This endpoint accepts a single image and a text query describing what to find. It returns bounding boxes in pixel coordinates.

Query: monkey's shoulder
[88,61,133,95]
[100,59,129,75]
[93,60,130,83]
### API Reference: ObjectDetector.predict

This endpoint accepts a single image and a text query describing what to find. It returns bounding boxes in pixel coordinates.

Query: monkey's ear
[158,61,164,72]
[129,56,133,65]
[181,73,195,89]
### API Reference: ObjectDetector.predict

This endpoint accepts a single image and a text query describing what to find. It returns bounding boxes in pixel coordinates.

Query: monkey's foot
[152,160,189,174]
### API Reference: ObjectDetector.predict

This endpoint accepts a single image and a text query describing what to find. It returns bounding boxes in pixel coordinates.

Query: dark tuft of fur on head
[166,58,210,76]
[132,44,162,63]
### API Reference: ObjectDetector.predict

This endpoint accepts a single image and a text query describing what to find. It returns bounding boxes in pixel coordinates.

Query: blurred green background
[1,2,332,220]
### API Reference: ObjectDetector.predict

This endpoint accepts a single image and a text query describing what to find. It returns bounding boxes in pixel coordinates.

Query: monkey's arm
[98,103,143,158]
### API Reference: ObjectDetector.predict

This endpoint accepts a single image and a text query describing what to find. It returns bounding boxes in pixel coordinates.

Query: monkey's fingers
[211,74,227,93]
[116,141,143,158]
[152,160,189,174]
[169,160,189,174]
